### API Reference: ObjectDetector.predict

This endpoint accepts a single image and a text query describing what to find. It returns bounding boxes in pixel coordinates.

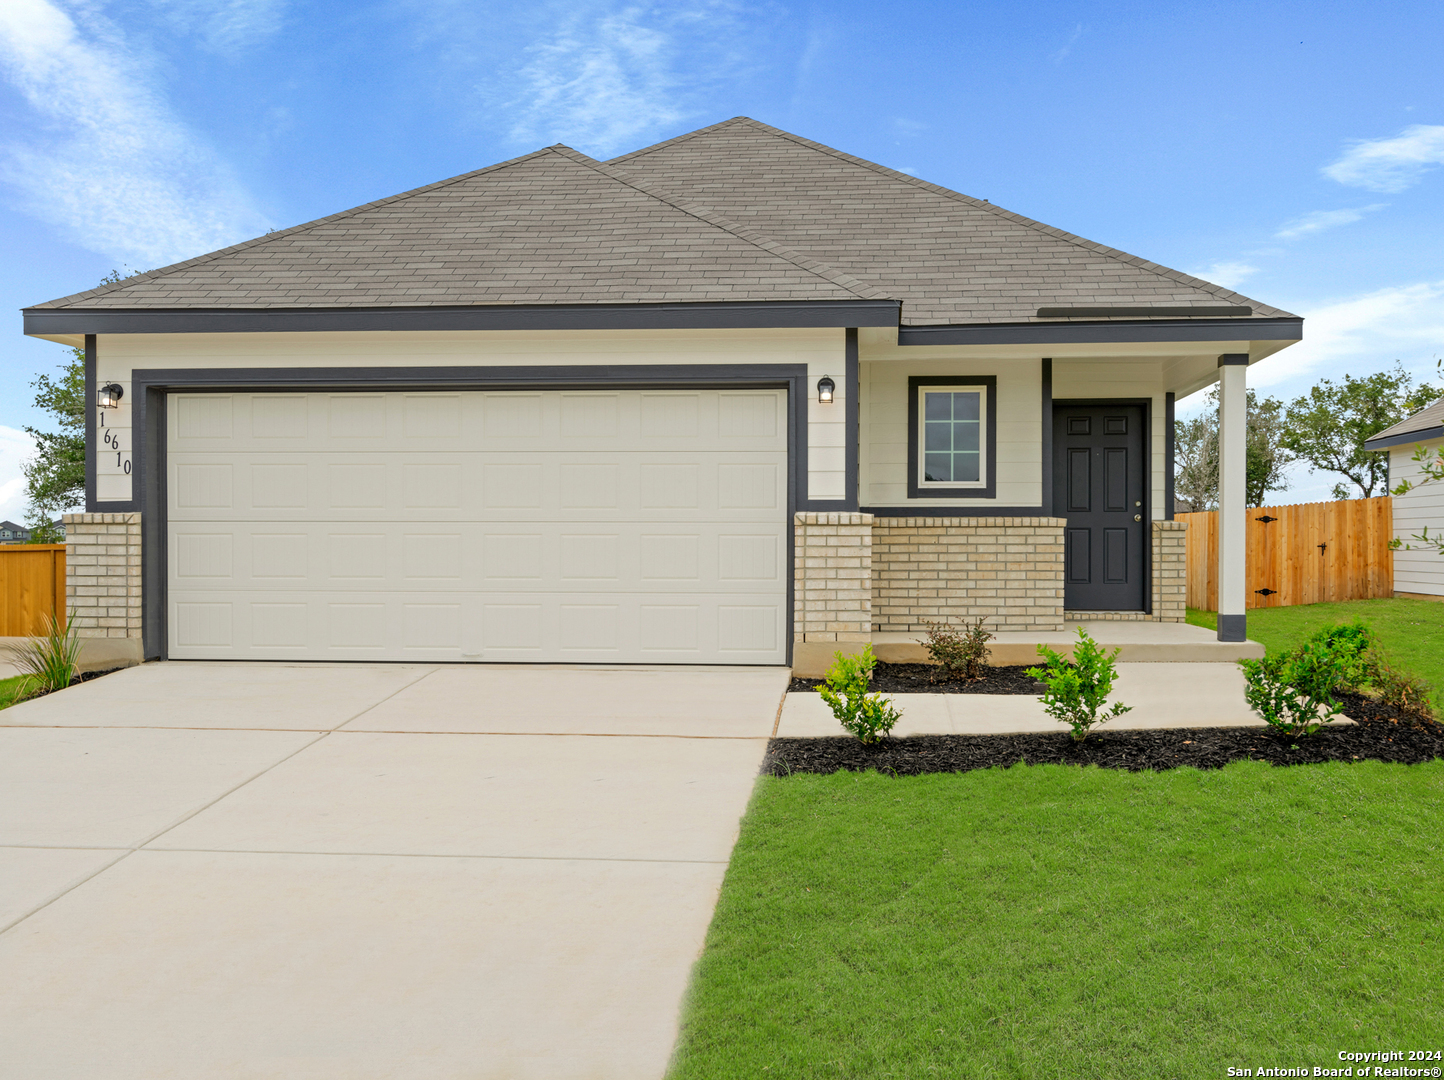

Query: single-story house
[1366,398,1444,599]
[23,117,1298,670]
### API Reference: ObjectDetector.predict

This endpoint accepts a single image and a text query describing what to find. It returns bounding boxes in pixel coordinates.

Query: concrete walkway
[0,661,789,1080]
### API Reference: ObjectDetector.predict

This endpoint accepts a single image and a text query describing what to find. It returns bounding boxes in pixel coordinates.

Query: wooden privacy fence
[1178,498,1393,611]
[0,545,66,636]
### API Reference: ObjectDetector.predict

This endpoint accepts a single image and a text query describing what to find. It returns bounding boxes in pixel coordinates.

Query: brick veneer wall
[63,512,142,639]
[871,517,1066,633]
[1151,520,1188,623]
[793,512,873,645]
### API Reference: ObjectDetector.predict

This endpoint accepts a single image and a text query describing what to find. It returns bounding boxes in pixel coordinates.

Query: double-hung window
[907,376,995,499]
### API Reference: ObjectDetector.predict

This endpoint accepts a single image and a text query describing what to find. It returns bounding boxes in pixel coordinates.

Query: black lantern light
[816,374,835,404]
[97,383,124,409]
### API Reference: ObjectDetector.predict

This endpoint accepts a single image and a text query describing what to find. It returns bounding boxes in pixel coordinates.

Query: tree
[1281,363,1442,499]
[21,347,86,542]
[1173,387,1293,511]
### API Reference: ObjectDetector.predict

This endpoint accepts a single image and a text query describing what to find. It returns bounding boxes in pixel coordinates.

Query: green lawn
[669,761,1444,1079]
[1186,597,1444,705]
[0,674,31,711]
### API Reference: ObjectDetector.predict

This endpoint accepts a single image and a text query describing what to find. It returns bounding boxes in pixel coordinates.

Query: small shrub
[917,616,993,681]
[1026,628,1131,742]
[1368,650,1435,721]
[3,612,82,699]
[816,644,903,745]
[1302,621,1374,693]
[1239,650,1344,739]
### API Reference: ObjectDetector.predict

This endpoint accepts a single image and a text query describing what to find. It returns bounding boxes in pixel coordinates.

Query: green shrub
[2,612,82,698]
[1239,650,1346,739]
[917,615,993,681]
[1368,650,1435,721]
[817,645,902,745]
[1301,620,1375,693]
[1026,628,1132,741]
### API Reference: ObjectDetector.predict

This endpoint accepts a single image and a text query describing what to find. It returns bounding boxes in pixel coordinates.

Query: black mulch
[787,661,1043,695]
[763,692,1444,776]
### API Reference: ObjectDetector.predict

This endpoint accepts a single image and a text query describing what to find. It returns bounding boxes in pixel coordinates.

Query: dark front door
[1053,403,1146,611]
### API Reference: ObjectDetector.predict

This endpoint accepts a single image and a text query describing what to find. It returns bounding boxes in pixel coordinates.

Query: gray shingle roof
[608,117,1295,326]
[33,145,877,311]
[1367,397,1444,446]
[33,117,1296,326]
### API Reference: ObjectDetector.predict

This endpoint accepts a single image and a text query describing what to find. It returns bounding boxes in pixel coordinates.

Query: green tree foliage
[1173,387,1293,511]
[21,347,86,542]
[1281,363,1442,500]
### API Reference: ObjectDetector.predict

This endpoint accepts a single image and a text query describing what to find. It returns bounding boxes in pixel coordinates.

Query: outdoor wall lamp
[97,383,124,409]
[816,375,835,404]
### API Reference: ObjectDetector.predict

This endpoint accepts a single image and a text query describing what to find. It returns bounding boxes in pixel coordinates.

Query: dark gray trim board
[1037,306,1252,318]
[83,334,96,507]
[1218,613,1247,642]
[1217,353,1250,366]
[1039,359,1053,520]
[906,375,998,500]
[111,363,816,661]
[1365,425,1444,451]
[843,328,859,511]
[899,317,1301,347]
[1165,391,1176,520]
[26,299,901,336]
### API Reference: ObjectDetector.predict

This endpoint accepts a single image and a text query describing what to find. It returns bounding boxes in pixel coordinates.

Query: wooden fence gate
[0,544,67,636]
[1177,497,1393,611]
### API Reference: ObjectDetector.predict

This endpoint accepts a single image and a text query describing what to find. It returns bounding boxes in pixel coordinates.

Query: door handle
[1134,514,1141,521]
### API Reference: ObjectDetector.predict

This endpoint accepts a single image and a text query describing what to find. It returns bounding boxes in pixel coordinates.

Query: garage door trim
[129,363,817,662]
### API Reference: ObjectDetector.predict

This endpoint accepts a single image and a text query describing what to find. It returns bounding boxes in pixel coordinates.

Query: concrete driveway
[0,661,789,1080]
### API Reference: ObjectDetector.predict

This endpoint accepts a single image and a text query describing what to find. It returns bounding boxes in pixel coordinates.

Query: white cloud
[499,2,770,159]
[1248,280,1444,390]
[0,426,37,525]
[1052,23,1084,63]
[1186,261,1260,291]
[149,0,287,52]
[1322,124,1444,193]
[0,0,270,267]
[1274,204,1385,240]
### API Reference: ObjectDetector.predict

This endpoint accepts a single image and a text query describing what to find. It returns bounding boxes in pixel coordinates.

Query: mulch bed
[788,661,1043,695]
[764,692,1444,776]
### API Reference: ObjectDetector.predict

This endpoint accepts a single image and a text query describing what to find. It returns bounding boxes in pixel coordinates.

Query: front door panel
[1053,404,1145,610]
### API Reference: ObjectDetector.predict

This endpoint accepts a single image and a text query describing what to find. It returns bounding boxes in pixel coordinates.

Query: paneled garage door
[166,390,789,663]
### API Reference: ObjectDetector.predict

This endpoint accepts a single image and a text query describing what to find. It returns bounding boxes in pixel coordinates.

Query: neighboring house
[1365,399,1444,599]
[0,521,31,544]
[21,117,1298,668]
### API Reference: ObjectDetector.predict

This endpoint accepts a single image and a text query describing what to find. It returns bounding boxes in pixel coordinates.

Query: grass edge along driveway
[668,760,1444,1079]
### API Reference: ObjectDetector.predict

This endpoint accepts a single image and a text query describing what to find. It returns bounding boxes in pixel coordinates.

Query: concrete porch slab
[777,661,1283,738]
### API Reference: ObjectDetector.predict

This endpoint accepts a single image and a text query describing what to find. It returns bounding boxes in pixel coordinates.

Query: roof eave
[1364,424,1444,451]
[897,316,1303,347]
[22,299,902,337]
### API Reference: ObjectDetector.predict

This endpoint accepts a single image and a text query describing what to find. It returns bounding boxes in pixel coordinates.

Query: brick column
[793,512,873,675]
[1151,520,1188,623]
[63,512,144,670]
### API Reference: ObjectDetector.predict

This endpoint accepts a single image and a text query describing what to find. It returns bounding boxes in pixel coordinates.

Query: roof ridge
[36,146,569,310]
[634,117,1290,320]
[550,144,892,303]
[604,116,756,166]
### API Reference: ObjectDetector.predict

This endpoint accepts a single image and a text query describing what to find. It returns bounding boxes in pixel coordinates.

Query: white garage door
[166,389,789,663]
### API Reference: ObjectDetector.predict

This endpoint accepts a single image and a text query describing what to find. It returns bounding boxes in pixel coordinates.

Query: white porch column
[1216,354,1249,641]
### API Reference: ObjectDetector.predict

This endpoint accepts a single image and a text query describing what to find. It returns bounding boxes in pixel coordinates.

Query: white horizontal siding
[95,327,845,505]
[1392,439,1444,596]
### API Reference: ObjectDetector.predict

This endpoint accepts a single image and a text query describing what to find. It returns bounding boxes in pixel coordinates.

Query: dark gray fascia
[898,316,1302,347]
[24,300,900,336]
[1037,306,1252,318]
[1364,425,1444,451]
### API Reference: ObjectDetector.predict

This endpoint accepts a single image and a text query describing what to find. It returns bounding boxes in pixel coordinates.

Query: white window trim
[916,383,989,491]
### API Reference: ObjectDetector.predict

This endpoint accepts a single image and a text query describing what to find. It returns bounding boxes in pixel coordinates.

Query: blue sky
[1,0,1441,519]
